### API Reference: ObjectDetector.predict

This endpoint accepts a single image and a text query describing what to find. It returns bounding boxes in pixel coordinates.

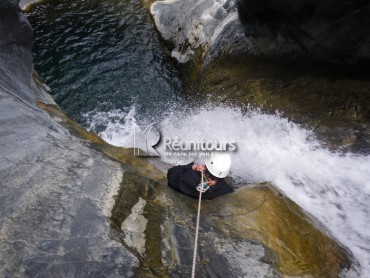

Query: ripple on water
[26,0,183,131]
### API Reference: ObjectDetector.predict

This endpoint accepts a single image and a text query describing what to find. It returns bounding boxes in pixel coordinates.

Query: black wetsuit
[167,162,234,199]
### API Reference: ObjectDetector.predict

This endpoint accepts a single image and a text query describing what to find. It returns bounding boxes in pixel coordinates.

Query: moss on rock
[111,168,350,277]
[208,184,350,276]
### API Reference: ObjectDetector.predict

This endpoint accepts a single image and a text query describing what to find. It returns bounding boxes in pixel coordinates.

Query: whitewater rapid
[84,104,370,277]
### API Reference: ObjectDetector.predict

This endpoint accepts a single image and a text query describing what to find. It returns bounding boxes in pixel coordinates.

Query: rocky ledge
[150,0,370,153]
[151,0,370,68]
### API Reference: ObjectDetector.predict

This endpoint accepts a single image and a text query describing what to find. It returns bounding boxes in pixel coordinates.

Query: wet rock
[151,0,370,71]
[120,197,148,256]
[0,57,138,277]
[0,1,138,276]
[151,0,251,65]
[111,171,351,277]
[19,0,33,8]
[209,184,351,276]
[111,170,282,277]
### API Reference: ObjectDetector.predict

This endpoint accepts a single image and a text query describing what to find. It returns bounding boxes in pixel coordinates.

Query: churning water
[28,0,370,276]
[88,104,370,277]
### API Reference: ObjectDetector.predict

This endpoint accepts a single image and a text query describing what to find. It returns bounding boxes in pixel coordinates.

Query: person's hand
[192,164,206,172]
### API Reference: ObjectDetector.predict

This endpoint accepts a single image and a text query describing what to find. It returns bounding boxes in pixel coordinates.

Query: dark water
[26,0,183,132]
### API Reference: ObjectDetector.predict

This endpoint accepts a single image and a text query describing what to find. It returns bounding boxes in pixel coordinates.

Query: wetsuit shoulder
[167,162,196,192]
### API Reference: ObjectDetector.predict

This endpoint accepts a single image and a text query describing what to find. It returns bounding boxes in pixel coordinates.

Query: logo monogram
[133,124,160,156]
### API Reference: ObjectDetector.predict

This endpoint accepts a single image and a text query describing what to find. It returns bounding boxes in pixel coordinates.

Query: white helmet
[205,152,231,178]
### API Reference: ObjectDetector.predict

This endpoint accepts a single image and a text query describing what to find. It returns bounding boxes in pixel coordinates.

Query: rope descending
[191,171,210,278]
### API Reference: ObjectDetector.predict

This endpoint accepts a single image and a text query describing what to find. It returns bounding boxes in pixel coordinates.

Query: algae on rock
[110,169,351,277]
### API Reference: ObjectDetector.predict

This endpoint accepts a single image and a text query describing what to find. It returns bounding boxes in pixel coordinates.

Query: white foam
[85,104,370,277]
[83,105,139,147]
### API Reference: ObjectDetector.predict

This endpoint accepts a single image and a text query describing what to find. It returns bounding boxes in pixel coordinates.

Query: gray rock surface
[111,170,280,277]
[151,0,252,64]
[151,0,370,70]
[0,2,137,276]
[19,0,33,8]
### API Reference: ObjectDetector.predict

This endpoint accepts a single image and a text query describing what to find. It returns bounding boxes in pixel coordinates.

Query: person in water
[167,152,234,199]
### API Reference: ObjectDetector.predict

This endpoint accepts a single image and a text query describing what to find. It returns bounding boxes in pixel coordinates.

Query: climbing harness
[195,171,212,193]
[191,171,210,278]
